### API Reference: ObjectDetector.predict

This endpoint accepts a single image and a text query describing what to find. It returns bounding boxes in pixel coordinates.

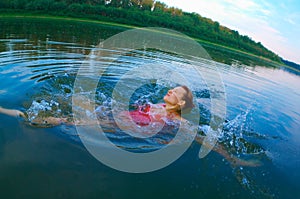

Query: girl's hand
[15,110,26,118]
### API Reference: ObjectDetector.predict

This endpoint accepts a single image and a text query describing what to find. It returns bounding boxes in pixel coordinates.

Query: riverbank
[0,13,287,68]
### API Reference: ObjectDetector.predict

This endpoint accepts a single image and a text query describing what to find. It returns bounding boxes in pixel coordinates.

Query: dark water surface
[0,17,299,199]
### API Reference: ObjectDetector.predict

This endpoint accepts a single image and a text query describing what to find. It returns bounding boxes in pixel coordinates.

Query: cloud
[223,0,261,11]
[285,13,300,26]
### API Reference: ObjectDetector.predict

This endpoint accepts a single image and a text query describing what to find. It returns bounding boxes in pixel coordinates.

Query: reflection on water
[0,18,300,199]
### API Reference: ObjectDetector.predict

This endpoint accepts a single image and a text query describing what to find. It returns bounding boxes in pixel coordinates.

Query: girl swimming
[0,85,260,167]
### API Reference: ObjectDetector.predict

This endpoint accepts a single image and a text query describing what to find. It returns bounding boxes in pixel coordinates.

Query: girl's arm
[0,106,25,118]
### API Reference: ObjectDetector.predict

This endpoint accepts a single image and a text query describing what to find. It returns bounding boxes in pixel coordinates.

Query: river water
[0,17,299,199]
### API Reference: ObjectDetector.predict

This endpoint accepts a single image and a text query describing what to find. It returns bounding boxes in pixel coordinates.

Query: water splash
[26,99,61,122]
[233,167,276,199]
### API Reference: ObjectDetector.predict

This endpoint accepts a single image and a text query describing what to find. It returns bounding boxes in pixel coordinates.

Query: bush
[25,0,56,11]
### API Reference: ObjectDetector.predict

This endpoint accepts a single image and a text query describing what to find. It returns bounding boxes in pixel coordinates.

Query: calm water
[0,17,299,199]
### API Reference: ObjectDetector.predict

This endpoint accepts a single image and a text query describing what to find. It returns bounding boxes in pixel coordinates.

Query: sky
[158,0,300,64]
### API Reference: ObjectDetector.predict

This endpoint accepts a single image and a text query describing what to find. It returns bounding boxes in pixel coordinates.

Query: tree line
[0,0,282,62]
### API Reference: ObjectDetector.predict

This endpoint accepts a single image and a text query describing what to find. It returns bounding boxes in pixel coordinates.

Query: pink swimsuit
[129,104,166,126]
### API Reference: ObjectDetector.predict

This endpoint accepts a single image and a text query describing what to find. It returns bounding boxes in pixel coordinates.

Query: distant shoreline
[0,2,285,64]
[0,13,300,73]
[2,13,287,67]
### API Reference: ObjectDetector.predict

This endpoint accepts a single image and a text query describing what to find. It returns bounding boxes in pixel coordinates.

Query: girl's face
[163,86,187,106]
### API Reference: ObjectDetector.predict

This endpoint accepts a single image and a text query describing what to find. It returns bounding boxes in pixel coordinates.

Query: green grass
[0,12,136,29]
